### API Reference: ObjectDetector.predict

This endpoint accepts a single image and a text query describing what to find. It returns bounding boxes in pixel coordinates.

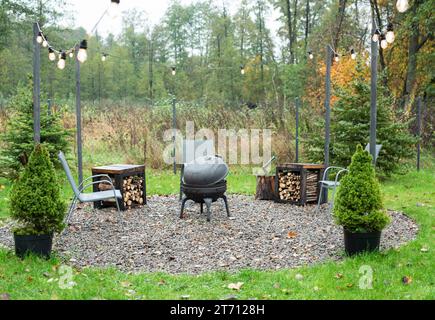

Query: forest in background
[0,0,433,171]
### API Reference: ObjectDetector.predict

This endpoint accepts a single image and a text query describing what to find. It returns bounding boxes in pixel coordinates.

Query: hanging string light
[240,65,245,75]
[308,51,314,60]
[57,51,66,70]
[69,51,74,58]
[372,29,381,43]
[380,34,388,49]
[42,36,48,48]
[171,66,176,76]
[386,23,395,44]
[77,40,88,63]
[48,47,56,61]
[351,48,357,60]
[101,53,107,62]
[396,0,409,13]
[334,53,340,62]
[109,0,121,19]
[36,32,43,44]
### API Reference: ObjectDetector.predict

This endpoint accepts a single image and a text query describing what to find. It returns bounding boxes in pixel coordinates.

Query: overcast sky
[68,0,280,37]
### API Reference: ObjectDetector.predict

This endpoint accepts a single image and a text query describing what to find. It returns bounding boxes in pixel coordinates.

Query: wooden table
[91,164,146,211]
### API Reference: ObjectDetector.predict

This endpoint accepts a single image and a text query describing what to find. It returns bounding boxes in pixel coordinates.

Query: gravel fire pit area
[0,195,418,274]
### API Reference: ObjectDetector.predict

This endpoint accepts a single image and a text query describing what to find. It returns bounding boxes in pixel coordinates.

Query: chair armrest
[79,179,116,193]
[322,166,347,181]
[334,169,349,184]
[77,174,114,191]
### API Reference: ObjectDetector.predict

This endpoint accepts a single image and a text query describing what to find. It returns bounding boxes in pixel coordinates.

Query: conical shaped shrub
[333,145,390,232]
[10,144,66,235]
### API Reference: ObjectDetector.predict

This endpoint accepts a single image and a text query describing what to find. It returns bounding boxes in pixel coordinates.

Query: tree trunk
[333,0,347,55]
[285,0,294,64]
[304,0,310,54]
[255,176,276,200]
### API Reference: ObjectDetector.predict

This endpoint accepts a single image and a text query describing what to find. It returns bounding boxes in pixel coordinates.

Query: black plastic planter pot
[14,233,53,259]
[343,229,381,256]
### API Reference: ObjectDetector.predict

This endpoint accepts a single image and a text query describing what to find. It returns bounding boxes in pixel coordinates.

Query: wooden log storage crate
[275,163,325,206]
[91,164,146,211]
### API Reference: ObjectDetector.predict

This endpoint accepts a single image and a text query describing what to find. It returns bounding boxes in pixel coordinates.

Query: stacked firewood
[97,175,144,209]
[278,171,301,202]
[122,176,144,208]
[306,171,319,203]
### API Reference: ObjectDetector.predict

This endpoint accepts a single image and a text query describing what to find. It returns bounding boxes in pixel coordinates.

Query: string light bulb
[308,51,314,60]
[102,54,107,62]
[334,53,340,62]
[77,39,88,63]
[57,51,66,70]
[48,48,56,61]
[351,49,356,60]
[69,52,74,58]
[380,35,388,49]
[386,23,395,44]
[372,29,381,43]
[396,0,409,13]
[240,65,245,75]
[109,0,120,19]
[171,66,176,76]
[36,32,43,44]
[42,37,48,48]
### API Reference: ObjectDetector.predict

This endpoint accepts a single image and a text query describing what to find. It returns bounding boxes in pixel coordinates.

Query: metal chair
[58,152,122,225]
[316,166,349,213]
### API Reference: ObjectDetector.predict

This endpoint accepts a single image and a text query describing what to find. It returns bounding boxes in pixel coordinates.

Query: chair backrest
[182,140,215,164]
[365,144,382,162]
[58,151,80,197]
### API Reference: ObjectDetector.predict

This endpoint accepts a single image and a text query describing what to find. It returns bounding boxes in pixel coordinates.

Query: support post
[47,99,52,116]
[172,97,177,174]
[323,45,332,202]
[370,16,378,166]
[75,44,83,185]
[295,97,300,163]
[32,23,41,144]
[417,96,422,171]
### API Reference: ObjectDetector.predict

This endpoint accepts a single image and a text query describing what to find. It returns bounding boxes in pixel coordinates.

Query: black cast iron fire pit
[180,156,230,222]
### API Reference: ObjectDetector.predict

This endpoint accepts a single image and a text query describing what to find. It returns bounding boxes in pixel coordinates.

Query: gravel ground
[0,195,418,274]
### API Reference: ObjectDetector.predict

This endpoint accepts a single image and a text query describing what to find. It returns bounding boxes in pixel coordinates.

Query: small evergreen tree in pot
[333,145,391,256]
[10,144,66,258]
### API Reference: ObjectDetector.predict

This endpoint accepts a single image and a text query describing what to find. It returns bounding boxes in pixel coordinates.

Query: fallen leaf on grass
[335,273,343,279]
[120,281,131,288]
[223,294,238,300]
[180,295,190,300]
[0,293,10,300]
[420,246,429,253]
[346,283,354,288]
[287,231,298,239]
[27,276,33,283]
[273,283,280,289]
[402,276,412,285]
[158,279,166,286]
[228,282,244,291]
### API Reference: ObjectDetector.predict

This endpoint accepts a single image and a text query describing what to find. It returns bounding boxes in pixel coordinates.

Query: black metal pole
[295,97,300,163]
[33,22,41,144]
[75,44,83,185]
[172,97,176,174]
[323,45,332,202]
[417,96,422,171]
[370,16,378,166]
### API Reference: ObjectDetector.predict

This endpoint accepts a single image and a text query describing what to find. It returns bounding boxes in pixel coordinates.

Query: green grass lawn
[0,168,433,300]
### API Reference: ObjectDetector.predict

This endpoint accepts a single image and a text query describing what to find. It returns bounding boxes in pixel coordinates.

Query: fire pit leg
[180,197,189,219]
[204,198,212,222]
[222,195,230,217]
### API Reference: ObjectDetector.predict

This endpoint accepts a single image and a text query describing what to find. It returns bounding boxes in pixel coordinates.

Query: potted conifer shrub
[333,145,391,256]
[10,144,66,258]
